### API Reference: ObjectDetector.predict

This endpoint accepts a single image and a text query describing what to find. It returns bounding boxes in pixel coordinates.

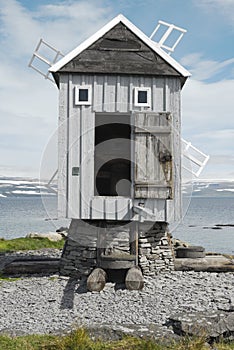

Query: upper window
[75,85,92,105]
[134,87,151,107]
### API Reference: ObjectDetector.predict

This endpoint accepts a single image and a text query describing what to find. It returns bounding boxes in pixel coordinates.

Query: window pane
[79,89,89,101]
[138,90,147,103]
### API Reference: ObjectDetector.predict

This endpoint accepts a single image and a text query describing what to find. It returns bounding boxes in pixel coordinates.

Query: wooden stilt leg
[125,266,144,290]
[87,268,107,292]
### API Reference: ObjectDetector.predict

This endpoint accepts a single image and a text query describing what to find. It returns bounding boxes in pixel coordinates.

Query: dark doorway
[94,114,131,197]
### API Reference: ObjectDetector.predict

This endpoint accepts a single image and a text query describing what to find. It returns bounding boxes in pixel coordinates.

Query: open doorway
[94,114,131,197]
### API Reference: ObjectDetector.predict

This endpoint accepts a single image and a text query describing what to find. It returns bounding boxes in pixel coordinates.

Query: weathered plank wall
[58,74,181,222]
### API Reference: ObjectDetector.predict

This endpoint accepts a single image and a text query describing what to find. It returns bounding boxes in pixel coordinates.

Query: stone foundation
[60,220,98,277]
[138,222,174,275]
[60,219,174,277]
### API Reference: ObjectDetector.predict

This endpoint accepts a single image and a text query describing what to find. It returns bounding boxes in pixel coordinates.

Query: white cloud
[199,154,234,179]
[180,54,234,81]
[182,78,234,133]
[194,0,234,24]
[181,74,234,179]
[192,129,234,155]
[0,0,113,177]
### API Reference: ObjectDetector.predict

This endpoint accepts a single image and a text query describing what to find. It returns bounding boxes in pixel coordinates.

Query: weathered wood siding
[58,74,181,222]
[134,112,172,199]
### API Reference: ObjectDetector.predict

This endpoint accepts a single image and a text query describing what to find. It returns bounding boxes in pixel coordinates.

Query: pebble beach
[0,249,233,339]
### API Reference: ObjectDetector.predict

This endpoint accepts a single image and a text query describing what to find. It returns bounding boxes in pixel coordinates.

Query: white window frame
[75,85,92,105]
[134,87,151,107]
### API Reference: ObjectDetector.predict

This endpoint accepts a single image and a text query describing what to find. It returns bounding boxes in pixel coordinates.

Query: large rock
[172,238,190,248]
[56,227,68,237]
[168,311,234,340]
[26,232,63,242]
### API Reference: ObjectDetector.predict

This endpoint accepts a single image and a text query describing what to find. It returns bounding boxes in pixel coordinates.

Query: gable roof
[49,14,190,78]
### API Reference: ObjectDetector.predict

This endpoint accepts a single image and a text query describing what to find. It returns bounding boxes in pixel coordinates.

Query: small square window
[134,87,151,107]
[75,85,92,105]
[138,91,147,104]
[79,89,89,102]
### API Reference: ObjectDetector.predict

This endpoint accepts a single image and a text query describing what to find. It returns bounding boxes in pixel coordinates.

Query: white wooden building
[48,14,193,282]
[50,14,190,225]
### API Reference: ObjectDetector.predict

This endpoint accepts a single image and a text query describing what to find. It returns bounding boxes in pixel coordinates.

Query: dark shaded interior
[95,115,131,196]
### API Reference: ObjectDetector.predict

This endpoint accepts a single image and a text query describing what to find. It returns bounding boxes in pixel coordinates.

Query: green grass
[0,329,233,350]
[0,273,21,282]
[0,237,64,253]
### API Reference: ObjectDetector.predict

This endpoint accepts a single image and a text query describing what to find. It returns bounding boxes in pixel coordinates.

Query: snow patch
[216,189,234,192]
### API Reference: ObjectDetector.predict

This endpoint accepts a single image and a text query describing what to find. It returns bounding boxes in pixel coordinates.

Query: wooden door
[133,112,173,199]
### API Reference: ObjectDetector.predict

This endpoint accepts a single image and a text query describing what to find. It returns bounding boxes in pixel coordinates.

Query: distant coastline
[0,176,233,198]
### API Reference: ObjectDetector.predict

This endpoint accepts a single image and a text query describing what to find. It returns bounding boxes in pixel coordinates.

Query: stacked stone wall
[60,220,174,277]
[138,222,174,275]
[60,219,97,277]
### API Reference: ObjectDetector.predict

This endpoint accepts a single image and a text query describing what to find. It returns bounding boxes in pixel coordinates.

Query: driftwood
[175,255,234,272]
[87,268,107,292]
[2,258,60,275]
[125,266,144,290]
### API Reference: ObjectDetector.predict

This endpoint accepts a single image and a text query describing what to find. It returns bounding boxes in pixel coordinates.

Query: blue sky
[0,0,233,179]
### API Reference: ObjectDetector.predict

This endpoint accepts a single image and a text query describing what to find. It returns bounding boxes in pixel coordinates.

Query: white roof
[50,14,191,77]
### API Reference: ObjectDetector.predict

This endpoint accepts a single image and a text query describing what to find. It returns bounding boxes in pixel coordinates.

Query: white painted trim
[134,87,151,107]
[74,85,92,105]
[49,14,191,78]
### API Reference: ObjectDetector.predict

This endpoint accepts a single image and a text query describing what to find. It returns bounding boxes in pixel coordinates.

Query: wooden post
[96,221,106,267]
[130,221,139,266]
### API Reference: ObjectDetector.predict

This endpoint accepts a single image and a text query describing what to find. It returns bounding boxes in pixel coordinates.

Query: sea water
[173,196,234,255]
[0,197,69,239]
[0,196,233,255]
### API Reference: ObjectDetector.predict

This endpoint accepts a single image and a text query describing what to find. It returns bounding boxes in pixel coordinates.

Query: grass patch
[0,329,233,350]
[0,273,21,282]
[0,237,64,253]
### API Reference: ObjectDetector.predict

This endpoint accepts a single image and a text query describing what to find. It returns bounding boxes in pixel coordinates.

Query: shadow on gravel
[60,277,78,309]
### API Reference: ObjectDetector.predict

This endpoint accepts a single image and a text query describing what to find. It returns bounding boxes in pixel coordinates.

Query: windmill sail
[182,138,210,177]
[28,39,64,83]
[150,20,187,55]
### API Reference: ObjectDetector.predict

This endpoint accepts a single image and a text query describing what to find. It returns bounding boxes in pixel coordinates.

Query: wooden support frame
[130,221,139,266]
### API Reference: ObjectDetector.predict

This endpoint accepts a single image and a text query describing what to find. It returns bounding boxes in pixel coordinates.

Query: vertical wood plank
[58,74,69,218]
[116,75,121,112]
[81,94,95,217]
[93,75,104,112]
[103,76,116,112]
[118,76,129,112]
[68,74,81,218]
[152,78,164,112]
[166,77,181,222]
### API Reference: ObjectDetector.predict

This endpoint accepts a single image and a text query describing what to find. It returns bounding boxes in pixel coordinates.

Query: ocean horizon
[0,176,233,255]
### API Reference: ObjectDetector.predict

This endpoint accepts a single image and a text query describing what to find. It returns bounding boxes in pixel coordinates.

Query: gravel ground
[0,250,233,337]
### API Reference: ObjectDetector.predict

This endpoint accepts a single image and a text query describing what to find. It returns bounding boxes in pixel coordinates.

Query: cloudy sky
[0,0,233,180]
